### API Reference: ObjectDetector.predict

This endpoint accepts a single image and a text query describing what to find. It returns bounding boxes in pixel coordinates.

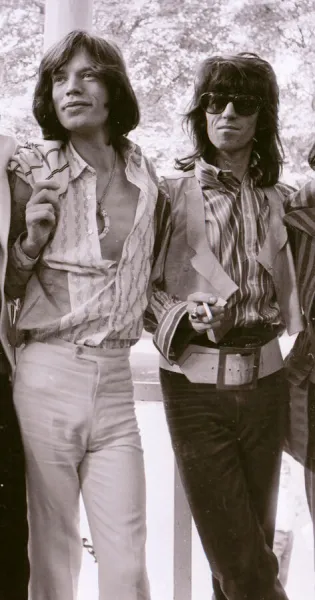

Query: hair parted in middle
[176,52,284,186]
[32,29,140,150]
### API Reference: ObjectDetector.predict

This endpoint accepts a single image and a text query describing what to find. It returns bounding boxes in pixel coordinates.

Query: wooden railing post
[174,461,192,600]
[133,377,192,600]
[44,0,94,51]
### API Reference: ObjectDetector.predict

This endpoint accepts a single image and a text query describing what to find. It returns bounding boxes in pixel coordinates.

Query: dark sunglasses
[200,92,262,116]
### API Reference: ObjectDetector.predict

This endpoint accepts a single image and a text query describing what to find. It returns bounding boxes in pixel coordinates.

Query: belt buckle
[216,345,261,391]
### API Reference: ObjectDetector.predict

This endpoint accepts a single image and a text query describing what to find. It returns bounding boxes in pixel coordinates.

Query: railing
[79,332,314,599]
[130,332,314,600]
[131,335,195,600]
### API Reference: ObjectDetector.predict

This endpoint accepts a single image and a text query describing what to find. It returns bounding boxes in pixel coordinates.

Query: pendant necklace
[97,150,117,240]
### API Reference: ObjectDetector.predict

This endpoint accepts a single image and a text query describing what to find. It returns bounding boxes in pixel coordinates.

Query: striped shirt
[7,139,159,347]
[145,167,314,362]
[282,202,315,463]
[195,159,282,327]
[284,206,315,386]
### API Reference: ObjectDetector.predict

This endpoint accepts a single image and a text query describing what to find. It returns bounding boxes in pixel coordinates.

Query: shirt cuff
[11,233,40,269]
[153,301,188,363]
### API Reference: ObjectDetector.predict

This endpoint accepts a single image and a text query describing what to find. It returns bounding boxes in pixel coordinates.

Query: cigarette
[203,302,213,320]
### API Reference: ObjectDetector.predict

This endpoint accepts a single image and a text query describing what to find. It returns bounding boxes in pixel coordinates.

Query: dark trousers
[305,459,315,569]
[305,382,315,568]
[0,374,29,599]
[160,368,289,600]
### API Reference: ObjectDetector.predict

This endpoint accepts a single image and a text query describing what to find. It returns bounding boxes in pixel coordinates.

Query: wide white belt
[159,337,283,388]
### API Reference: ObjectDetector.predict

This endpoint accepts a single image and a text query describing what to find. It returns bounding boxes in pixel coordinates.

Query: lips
[63,101,90,110]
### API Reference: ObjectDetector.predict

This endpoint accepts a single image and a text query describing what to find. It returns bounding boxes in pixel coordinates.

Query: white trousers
[13,340,150,600]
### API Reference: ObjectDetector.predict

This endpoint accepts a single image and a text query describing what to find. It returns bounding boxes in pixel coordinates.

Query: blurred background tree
[0,0,314,183]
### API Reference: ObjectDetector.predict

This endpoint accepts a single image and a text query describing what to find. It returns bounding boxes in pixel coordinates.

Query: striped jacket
[144,170,305,363]
[284,207,315,463]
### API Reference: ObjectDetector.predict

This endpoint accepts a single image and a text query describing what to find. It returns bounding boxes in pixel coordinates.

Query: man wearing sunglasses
[145,53,315,599]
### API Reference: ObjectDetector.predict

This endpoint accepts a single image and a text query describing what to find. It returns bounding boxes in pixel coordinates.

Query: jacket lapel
[185,180,238,300]
[259,186,304,335]
[257,186,288,272]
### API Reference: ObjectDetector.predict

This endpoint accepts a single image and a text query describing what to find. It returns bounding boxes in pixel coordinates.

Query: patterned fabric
[279,196,315,464]
[283,205,315,386]
[7,139,159,347]
[195,158,282,327]
[145,169,311,363]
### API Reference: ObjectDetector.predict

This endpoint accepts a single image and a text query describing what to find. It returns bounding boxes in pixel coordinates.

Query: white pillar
[44,0,94,51]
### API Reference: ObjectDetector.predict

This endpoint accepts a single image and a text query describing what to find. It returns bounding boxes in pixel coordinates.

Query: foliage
[0,0,315,182]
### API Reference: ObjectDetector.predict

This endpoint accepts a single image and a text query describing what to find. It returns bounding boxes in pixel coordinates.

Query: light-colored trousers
[13,340,150,600]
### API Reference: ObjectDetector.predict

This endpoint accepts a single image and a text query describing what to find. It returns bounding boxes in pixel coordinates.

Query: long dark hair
[308,141,315,170]
[33,30,140,149]
[177,52,284,186]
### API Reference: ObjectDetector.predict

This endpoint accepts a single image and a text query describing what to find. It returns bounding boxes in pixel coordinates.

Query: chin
[217,143,239,153]
[62,117,89,131]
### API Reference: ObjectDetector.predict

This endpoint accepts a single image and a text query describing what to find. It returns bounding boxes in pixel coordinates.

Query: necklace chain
[97,150,117,211]
[97,150,117,240]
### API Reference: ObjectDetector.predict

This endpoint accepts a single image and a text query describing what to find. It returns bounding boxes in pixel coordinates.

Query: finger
[32,180,60,194]
[187,302,201,315]
[190,321,213,333]
[26,204,56,220]
[188,304,225,323]
[187,292,218,305]
[197,315,224,326]
[29,190,60,211]
[26,211,56,227]
[26,202,56,213]
[207,307,225,319]
[28,215,56,228]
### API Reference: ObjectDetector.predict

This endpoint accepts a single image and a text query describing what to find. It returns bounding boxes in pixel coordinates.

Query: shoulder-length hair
[308,141,315,170]
[33,30,140,150]
[176,52,284,187]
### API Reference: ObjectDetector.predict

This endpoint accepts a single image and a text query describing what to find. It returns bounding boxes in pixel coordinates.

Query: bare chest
[96,168,139,262]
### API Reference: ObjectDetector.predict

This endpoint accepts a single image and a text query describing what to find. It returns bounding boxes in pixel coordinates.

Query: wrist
[20,235,42,259]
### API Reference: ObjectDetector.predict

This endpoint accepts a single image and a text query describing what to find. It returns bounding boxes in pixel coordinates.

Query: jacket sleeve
[5,172,39,300]
[144,178,196,363]
[286,179,315,210]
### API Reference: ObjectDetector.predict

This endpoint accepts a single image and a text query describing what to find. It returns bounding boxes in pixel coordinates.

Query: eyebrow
[53,65,97,76]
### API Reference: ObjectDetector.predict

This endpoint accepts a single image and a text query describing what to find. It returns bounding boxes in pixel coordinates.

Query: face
[205,93,259,154]
[52,49,110,137]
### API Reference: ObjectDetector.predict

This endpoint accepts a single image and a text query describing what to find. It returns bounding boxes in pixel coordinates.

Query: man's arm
[6,174,60,299]
[144,182,192,362]
[6,172,35,299]
[144,182,224,363]
[286,179,315,210]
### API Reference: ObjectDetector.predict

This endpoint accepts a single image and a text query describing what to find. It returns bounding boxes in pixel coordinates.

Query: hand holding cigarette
[187,292,226,333]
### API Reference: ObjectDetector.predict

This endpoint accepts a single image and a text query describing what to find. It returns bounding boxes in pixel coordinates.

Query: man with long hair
[145,53,315,599]
[6,30,159,600]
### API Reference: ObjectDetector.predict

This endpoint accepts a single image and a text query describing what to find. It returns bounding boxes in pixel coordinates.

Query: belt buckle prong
[216,345,261,391]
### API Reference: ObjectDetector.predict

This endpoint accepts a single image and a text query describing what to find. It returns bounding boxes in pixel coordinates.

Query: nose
[221,101,237,118]
[65,74,83,96]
